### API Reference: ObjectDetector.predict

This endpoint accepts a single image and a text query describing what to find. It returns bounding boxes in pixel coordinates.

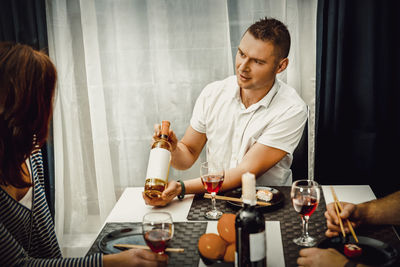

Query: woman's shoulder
[30,147,43,160]
[30,148,45,185]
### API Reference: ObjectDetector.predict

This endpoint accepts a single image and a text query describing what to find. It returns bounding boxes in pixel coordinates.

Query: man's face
[235,31,284,91]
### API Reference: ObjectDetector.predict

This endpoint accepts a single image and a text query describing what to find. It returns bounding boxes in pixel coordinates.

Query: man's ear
[276,58,289,74]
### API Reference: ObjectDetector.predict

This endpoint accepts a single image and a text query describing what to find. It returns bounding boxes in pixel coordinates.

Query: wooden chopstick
[204,193,271,206]
[333,201,346,237]
[330,186,359,243]
[113,244,184,253]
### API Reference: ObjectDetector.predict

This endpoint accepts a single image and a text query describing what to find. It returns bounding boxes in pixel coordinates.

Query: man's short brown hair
[247,17,291,60]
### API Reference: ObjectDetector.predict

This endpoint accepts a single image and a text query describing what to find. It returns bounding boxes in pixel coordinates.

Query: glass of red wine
[142,212,174,254]
[291,179,320,246]
[200,161,225,220]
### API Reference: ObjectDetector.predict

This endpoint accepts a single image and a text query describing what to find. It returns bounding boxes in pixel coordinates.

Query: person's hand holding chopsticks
[324,201,362,238]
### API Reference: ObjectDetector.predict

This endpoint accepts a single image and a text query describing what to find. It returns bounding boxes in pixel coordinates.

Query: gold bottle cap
[161,121,170,136]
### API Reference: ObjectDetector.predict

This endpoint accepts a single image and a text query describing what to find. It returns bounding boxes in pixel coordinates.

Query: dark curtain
[0,0,55,218]
[315,0,400,198]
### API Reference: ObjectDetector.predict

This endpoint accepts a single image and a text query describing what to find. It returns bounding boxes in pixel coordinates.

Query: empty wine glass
[291,179,320,246]
[200,161,225,220]
[142,212,174,254]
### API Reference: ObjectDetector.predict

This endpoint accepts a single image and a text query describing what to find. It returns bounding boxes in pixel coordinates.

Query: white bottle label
[249,231,266,262]
[146,148,171,182]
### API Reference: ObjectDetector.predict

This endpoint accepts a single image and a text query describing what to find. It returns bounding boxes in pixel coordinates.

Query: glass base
[205,209,223,220]
[293,235,317,247]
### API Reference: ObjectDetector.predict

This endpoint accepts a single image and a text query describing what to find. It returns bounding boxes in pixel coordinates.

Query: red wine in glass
[200,161,225,219]
[142,212,174,254]
[144,228,172,253]
[201,174,224,193]
[290,179,320,247]
[292,196,319,217]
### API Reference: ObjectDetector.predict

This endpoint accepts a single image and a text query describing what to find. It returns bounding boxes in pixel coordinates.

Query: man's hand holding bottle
[143,122,181,207]
[152,123,178,152]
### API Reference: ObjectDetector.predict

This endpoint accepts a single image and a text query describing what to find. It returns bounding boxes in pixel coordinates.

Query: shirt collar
[233,77,280,111]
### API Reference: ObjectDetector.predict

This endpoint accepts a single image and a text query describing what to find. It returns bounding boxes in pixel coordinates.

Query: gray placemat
[276,187,327,266]
[187,186,327,266]
[86,221,207,266]
[186,186,400,266]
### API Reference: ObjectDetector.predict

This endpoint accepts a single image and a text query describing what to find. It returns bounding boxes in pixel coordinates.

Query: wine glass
[291,179,320,246]
[142,212,174,254]
[200,161,225,220]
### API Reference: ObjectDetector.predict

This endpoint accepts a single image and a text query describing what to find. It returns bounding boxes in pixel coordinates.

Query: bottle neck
[160,134,168,140]
[242,200,256,208]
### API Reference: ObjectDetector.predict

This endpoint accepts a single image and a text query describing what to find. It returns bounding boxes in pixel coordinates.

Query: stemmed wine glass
[200,161,225,220]
[291,179,320,246]
[142,212,174,254]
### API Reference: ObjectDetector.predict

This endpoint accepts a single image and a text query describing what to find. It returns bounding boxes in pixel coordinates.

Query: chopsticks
[113,244,184,253]
[330,186,359,243]
[204,193,271,206]
[333,198,346,237]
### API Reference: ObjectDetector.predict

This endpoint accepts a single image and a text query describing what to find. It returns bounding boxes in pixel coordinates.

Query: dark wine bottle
[235,172,266,267]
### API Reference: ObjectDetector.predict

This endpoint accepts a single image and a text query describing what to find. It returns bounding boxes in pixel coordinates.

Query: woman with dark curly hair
[0,42,166,267]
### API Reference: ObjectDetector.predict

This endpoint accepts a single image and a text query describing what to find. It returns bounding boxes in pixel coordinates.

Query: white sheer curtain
[46,0,316,256]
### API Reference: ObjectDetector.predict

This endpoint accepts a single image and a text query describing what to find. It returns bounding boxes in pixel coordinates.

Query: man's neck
[240,81,275,108]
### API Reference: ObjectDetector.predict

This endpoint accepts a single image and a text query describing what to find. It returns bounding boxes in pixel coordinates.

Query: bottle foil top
[161,121,170,136]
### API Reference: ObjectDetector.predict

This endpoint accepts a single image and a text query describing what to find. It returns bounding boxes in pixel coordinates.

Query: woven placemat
[275,187,327,266]
[187,186,327,266]
[86,221,207,266]
[187,186,400,266]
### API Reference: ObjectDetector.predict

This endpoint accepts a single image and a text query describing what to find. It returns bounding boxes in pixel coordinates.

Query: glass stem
[302,215,310,238]
[211,192,216,211]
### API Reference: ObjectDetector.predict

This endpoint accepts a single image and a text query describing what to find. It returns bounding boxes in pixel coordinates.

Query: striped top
[0,150,102,266]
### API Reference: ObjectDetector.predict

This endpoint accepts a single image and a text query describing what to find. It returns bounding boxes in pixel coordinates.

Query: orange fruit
[217,213,236,244]
[198,233,227,260]
[224,243,236,262]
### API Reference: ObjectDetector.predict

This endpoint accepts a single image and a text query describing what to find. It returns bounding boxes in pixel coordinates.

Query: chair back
[291,106,309,181]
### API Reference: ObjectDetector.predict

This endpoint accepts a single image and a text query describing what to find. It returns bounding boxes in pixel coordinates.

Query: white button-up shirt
[190,75,307,186]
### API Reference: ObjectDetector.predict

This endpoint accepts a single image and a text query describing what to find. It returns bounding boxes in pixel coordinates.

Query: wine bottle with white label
[235,172,266,267]
[144,121,172,198]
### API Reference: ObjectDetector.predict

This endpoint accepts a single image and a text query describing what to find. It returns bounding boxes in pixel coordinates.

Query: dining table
[86,185,400,266]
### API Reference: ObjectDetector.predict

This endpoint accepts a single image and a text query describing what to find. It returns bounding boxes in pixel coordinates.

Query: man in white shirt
[143,17,307,206]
